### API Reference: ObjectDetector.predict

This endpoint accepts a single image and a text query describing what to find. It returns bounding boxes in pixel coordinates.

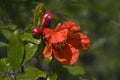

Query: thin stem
[21,66,25,73]
[9,73,16,80]
[46,56,54,79]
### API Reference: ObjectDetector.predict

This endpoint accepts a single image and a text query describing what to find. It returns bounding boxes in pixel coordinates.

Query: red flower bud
[41,11,54,27]
[32,27,42,39]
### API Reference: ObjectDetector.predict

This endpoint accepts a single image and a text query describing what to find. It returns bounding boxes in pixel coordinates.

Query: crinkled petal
[53,44,79,65]
[63,21,76,27]
[43,44,52,58]
[70,25,80,31]
[67,33,90,50]
[54,21,80,32]
[79,33,90,50]
[50,29,68,43]
[63,21,80,31]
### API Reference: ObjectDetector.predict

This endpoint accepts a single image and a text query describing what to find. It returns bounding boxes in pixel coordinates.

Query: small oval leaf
[48,72,57,80]
[23,43,38,64]
[34,3,44,27]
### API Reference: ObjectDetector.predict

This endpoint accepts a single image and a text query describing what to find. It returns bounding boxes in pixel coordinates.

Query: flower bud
[41,11,54,27]
[32,27,42,39]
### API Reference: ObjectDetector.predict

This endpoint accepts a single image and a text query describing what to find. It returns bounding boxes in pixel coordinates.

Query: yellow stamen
[54,41,67,50]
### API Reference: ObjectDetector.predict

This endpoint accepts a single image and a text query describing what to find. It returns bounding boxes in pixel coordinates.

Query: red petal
[63,21,80,31]
[70,25,80,31]
[54,23,62,31]
[43,28,53,41]
[50,29,68,43]
[42,28,53,35]
[79,33,90,50]
[67,33,90,50]
[54,22,80,32]
[43,44,52,58]
[53,43,79,65]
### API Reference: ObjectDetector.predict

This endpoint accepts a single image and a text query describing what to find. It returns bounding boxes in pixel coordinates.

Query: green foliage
[0,58,11,74]
[8,30,24,73]
[34,3,44,27]
[0,76,11,80]
[23,43,38,65]
[21,25,42,44]
[17,68,46,80]
[0,0,120,80]
[0,24,16,58]
[21,25,35,43]
[64,65,85,76]
[48,72,57,80]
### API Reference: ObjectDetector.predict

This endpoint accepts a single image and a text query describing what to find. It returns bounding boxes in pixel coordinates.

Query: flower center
[53,41,67,50]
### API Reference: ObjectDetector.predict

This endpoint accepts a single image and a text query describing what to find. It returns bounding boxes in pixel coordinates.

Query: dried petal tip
[41,11,54,27]
[32,27,42,39]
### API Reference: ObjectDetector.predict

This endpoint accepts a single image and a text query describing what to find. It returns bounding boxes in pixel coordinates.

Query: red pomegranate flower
[43,21,90,65]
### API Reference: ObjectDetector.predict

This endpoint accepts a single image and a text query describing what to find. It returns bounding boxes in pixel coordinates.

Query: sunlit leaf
[48,72,57,80]
[0,58,11,73]
[21,32,35,43]
[8,30,24,73]
[17,68,46,80]
[23,43,38,64]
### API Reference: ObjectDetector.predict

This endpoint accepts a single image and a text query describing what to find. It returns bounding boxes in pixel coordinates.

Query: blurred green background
[0,0,120,80]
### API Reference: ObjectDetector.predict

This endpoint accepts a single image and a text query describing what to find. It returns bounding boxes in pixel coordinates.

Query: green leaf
[21,25,34,42]
[21,32,42,44]
[54,64,85,80]
[0,41,7,47]
[0,76,11,80]
[48,72,57,80]
[1,29,12,40]
[34,3,44,27]
[80,73,96,80]
[8,25,17,30]
[21,25,41,44]
[17,68,46,80]
[0,58,11,73]
[64,66,85,75]
[23,43,38,64]
[8,30,24,73]
[24,25,34,32]
[21,32,35,43]
[0,24,16,30]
